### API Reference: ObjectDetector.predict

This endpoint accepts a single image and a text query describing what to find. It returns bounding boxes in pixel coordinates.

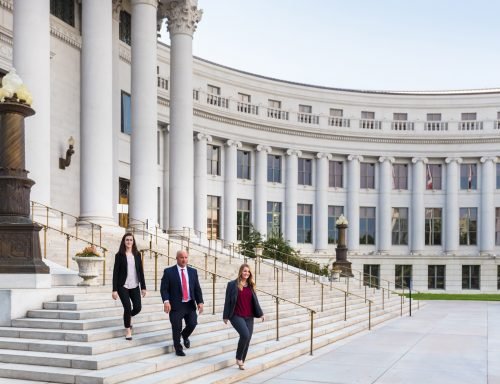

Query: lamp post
[0,69,49,282]
[332,214,353,277]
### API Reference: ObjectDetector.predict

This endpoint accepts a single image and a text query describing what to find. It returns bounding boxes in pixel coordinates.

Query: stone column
[445,157,462,254]
[161,0,202,233]
[129,0,158,226]
[224,140,241,243]
[411,157,427,253]
[480,156,497,255]
[13,0,51,205]
[315,152,332,252]
[346,155,363,252]
[255,144,272,237]
[285,149,301,247]
[194,133,212,240]
[80,0,114,224]
[378,156,394,253]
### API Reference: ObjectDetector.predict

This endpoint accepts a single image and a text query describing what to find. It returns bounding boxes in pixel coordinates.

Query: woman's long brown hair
[237,263,256,292]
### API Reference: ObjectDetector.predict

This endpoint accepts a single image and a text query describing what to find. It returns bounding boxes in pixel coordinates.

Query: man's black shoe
[175,350,186,356]
[183,337,191,349]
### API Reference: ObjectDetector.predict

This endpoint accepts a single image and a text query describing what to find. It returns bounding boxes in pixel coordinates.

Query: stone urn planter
[72,246,104,286]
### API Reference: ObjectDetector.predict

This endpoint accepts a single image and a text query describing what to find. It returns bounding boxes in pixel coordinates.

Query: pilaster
[444,157,462,254]
[315,152,332,252]
[346,154,363,252]
[255,144,272,237]
[194,133,212,239]
[224,140,242,243]
[285,149,302,247]
[480,156,497,254]
[378,156,395,253]
[411,157,428,253]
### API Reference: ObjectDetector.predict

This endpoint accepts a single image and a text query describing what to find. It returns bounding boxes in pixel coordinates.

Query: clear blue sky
[160,0,500,91]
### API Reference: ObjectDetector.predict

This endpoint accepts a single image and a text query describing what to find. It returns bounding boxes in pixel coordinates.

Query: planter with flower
[72,245,104,286]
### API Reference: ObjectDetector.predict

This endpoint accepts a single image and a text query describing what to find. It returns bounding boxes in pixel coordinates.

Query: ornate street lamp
[332,214,353,277]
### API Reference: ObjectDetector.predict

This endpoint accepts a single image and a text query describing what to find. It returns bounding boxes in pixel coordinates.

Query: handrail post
[347,276,349,295]
[276,267,279,296]
[212,274,216,315]
[359,271,362,288]
[382,288,385,310]
[320,284,324,312]
[154,251,158,291]
[400,295,403,317]
[364,284,367,303]
[275,296,279,341]
[344,291,347,321]
[102,250,106,286]
[368,301,372,330]
[309,311,314,356]
[298,273,301,303]
[254,257,257,284]
[66,234,70,268]
[204,253,208,280]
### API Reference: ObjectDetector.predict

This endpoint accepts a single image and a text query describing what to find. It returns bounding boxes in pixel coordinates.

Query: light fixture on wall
[59,136,75,170]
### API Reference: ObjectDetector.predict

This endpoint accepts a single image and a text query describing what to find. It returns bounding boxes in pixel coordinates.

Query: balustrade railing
[391,121,414,131]
[207,93,229,108]
[157,76,168,90]
[459,120,483,130]
[267,108,289,120]
[237,101,259,115]
[425,121,448,131]
[297,112,319,124]
[328,116,350,128]
[359,119,381,130]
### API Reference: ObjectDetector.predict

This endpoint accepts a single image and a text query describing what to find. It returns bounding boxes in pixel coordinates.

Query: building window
[460,164,477,190]
[237,150,251,180]
[497,163,500,189]
[50,0,75,27]
[119,10,132,45]
[121,91,131,135]
[461,112,477,121]
[360,207,376,245]
[363,264,380,288]
[207,145,221,176]
[459,208,477,245]
[392,208,408,245]
[118,178,130,228]
[297,204,313,244]
[268,99,281,109]
[267,99,288,120]
[393,113,408,121]
[207,84,220,95]
[237,199,251,241]
[496,208,500,246]
[426,164,442,190]
[298,158,312,186]
[360,163,375,189]
[328,206,344,244]
[393,164,408,190]
[462,265,480,290]
[425,113,448,131]
[425,208,442,245]
[395,265,412,289]
[238,93,250,103]
[330,108,343,117]
[207,195,220,240]
[428,265,446,290]
[361,111,375,119]
[267,201,282,238]
[267,154,281,183]
[299,104,312,114]
[427,113,441,121]
[329,161,343,188]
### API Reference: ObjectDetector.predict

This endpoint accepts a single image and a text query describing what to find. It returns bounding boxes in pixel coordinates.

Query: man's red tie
[181,268,188,301]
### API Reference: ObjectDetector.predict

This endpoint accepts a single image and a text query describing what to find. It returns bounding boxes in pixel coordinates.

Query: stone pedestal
[0,102,49,276]
[332,223,353,277]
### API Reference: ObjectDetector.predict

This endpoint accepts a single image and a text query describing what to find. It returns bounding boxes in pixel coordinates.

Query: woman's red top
[234,286,253,318]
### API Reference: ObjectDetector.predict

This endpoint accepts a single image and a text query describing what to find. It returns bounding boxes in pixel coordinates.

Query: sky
[160,0,500,92]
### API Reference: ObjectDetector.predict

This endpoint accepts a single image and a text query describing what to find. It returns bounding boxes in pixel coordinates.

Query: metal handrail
[141,248,318,355]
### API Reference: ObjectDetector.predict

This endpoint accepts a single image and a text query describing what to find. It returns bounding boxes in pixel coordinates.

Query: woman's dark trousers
[230,315,254,362]
[117,286,142,328]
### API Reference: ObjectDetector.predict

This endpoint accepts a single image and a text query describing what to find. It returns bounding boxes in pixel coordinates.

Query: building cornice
[193,107,500,145]
[50,17,81,49]
[0,0,12,11]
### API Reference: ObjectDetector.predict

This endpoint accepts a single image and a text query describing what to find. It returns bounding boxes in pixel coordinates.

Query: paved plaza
[244,300,500,384]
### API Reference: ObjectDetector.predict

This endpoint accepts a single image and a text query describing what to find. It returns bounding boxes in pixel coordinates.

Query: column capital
[411,157,428,164]
[131,0,158,7]
[480,156,498,163]
[445,157,463,164]
[195,132,212,143]
[159,0,203,37]
[378,156,395,163]
[256,144,272,153]
[226,139,242,148]
[316,152,332,160]
[347,154,363,162]
[112,0,123,20]
[286,148,302,157]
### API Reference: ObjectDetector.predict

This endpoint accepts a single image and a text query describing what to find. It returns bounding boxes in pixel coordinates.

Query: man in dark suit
[160,250,204,356]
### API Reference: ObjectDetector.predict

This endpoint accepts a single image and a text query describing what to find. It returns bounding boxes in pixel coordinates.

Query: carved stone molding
[480,156,498,163]
[256,144,272,153]
[286,149,302,157]
[159,0,203,36]
[0,0,12,11]
[316,152,332,160]
[411,157,428,164]
[50,18,82,49]
[378,156,395,163]
[225,139,242,148]
[119,44,131,64]
[112,0,123,21]
[347,154,364,162]
[195,132,212,143]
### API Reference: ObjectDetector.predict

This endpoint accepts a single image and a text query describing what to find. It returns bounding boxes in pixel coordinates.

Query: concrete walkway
[243,301,500,384]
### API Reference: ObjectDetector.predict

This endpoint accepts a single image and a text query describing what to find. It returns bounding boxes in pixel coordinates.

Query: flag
[426,165,433,189]
[468,164,473,189]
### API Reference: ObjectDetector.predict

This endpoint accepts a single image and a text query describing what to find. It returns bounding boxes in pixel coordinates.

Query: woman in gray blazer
[223,263,264,370]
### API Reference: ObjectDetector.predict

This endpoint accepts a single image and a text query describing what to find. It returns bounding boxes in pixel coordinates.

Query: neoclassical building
[1,0,499,292]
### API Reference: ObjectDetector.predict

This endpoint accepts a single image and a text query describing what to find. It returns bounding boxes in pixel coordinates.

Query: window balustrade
[425,121,448,131]
[207,93,229,108]
[297,112,319,124]
[237,101,259,115]
[328,116,350,128]
[459,121,483,131]
[157,76,168,90]
[391,121,414,131]
[359,119,381,129]
[193,89,199,101]
[267,108,289,120]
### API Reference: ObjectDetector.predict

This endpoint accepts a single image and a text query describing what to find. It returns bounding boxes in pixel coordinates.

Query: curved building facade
[1,0,499,292]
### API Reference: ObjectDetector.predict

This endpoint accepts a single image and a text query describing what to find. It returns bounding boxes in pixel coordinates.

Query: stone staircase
[0,224,418,383]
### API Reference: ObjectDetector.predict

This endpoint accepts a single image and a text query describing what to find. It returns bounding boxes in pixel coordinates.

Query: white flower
[336,214,348,225]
